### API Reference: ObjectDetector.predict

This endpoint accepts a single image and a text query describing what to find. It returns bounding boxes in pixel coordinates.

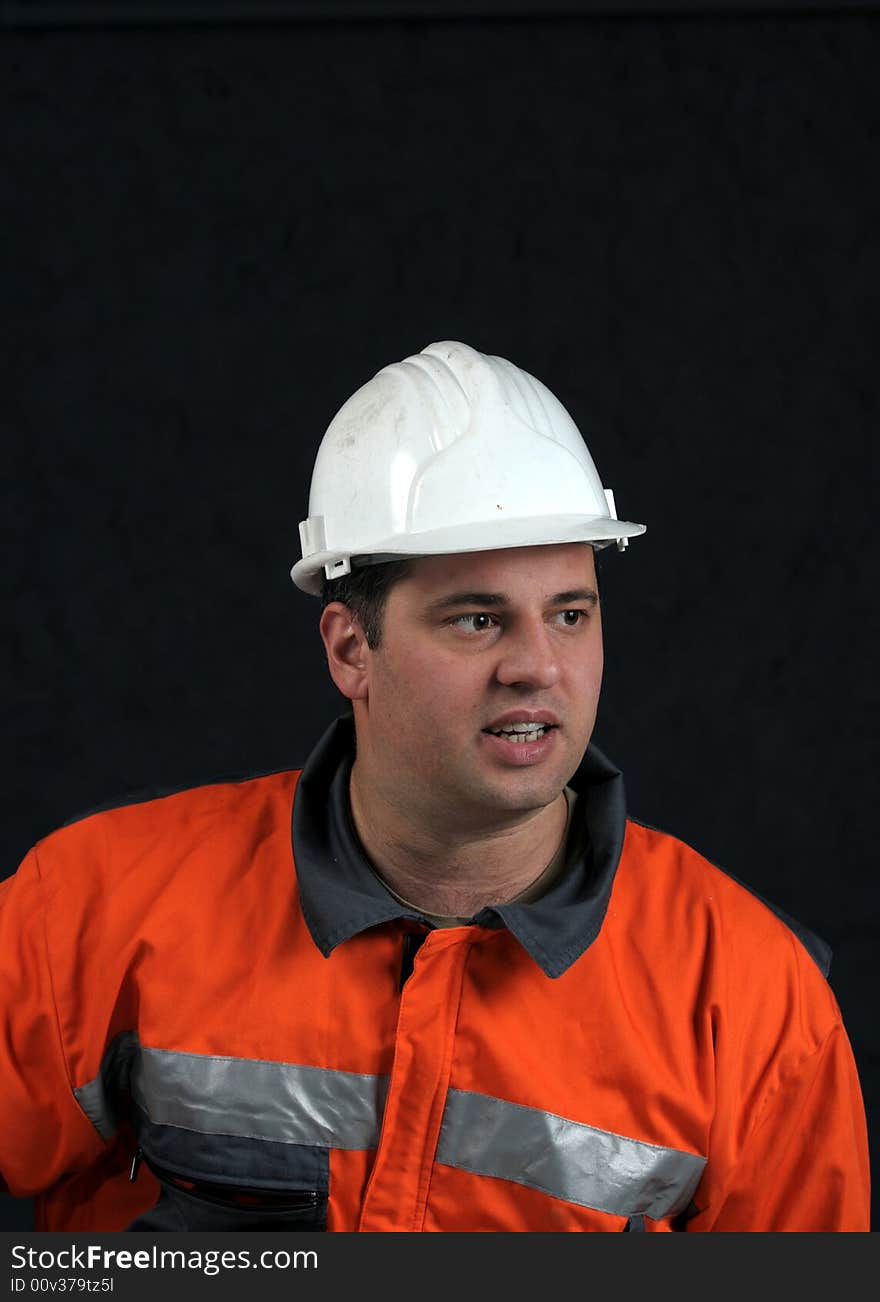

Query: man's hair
[321,559,414,649]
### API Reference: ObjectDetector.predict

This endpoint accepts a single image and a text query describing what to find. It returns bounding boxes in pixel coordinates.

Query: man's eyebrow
[425,587,598,613]
[551,588,599,606]
[425,591,508,612]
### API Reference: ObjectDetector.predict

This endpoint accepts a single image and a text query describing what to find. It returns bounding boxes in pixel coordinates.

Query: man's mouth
[485,723,557,745]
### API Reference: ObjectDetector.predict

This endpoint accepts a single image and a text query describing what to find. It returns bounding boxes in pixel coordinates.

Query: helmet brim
[291,514,646,595]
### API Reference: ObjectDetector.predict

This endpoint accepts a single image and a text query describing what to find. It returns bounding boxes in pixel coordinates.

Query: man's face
[352,542,604,830]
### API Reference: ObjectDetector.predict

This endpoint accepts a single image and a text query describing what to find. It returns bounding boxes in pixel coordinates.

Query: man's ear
[319,602,371,701]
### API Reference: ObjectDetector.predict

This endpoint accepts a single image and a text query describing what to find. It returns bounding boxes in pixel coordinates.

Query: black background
[2,0,878,1231]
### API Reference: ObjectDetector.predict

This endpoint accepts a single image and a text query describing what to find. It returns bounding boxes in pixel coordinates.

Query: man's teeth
[490,723,551,743]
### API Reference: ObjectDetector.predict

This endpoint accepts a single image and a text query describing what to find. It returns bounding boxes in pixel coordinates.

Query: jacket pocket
[126,1151,328,1232]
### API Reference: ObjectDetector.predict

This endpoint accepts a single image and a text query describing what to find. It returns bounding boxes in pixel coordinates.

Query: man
[0,341,870,1231]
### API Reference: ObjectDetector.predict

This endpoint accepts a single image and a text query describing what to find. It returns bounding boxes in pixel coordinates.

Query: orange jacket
[0,717,870,1232]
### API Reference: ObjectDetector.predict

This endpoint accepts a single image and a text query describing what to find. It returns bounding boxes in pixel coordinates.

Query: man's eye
[554,610,584,627]
[452,613,497,632]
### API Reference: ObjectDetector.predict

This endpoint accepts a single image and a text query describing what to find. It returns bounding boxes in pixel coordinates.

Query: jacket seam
[695,1020,845,1227]
[31,844,92,1136]
[714,875,841,1165]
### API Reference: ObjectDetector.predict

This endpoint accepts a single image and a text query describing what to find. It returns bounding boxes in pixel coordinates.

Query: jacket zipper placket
[358,927,478,1232]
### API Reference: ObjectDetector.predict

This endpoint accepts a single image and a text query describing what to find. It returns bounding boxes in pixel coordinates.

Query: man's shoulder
[620,816,833,980]
[58,764,302,830]
[30,765,303,884]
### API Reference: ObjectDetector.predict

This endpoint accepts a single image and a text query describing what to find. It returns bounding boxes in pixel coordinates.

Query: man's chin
[461,771,569,822]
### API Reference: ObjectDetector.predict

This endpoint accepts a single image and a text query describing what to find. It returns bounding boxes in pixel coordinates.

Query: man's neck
[348,765,569,919]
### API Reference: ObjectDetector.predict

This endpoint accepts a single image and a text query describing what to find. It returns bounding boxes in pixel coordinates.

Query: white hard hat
[291,340,645,595]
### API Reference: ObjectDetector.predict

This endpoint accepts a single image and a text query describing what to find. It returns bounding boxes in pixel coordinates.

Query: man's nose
[494,620,560,691]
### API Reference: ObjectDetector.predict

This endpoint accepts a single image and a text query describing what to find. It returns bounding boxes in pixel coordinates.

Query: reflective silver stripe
[131,1044,388,1150]
[75,1038,705,1219]
[72,1034,388,1150]
[435,1088,706,1219]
